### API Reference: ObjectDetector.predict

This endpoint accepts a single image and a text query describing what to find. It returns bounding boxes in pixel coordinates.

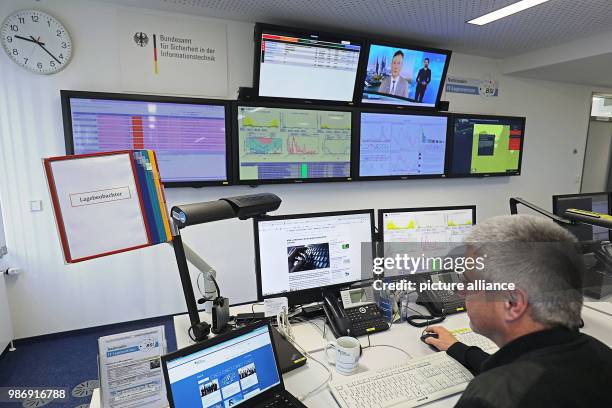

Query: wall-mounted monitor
[357,110,449,180]
[449,114,526,177]
[233,103,354,184]
[61,91,231,187]
[359,42,451,109]
[253,23,363,104]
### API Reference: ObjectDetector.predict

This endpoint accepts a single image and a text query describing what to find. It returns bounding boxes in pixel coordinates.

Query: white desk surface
[167,302,612,408]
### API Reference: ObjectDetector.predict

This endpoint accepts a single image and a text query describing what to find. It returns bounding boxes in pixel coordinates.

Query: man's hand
[423,326,458,351]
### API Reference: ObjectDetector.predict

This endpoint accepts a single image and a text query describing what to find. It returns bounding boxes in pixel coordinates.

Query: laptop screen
[165,325,281,407]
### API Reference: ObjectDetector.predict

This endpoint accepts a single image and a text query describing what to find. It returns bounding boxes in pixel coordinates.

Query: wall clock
[1,9,73,74]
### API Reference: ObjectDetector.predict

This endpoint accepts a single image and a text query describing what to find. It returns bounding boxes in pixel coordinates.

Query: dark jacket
[416,68,431,85]
[447,327,612,408]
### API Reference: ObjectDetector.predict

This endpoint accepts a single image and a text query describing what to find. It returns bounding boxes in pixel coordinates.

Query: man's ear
[504,288,529,322]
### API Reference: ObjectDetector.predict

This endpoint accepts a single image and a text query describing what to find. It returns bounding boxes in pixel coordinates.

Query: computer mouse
[420,333,439,352]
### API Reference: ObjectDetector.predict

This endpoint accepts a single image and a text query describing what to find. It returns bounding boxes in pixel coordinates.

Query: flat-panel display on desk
[357,110,449,180]
[358,41,451,109]
[61,91,231,187]
[233,103,354,184]
[253,23,363,104]
[449,114,526,177]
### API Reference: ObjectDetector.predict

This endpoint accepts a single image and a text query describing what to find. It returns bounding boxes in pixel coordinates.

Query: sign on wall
[117,10,228,97]
[446,75,499,97]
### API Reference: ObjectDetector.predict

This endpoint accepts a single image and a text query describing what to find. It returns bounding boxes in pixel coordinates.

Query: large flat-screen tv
[253,23,363,104]
[359,41,451,109]
[449,114,526,177]
[356,110,449,180]
[233,103,354,184]
[61,91,231,187]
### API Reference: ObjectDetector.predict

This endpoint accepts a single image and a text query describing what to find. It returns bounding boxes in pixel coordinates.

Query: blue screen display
[361,44,449,108]
[166,326,281,407]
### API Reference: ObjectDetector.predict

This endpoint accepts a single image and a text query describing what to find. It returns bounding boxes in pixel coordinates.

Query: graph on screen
[237,106,352,181]
[69,97,228,183]
[381,208,475,273]
[359,113,447,177]
[383,209,474,243]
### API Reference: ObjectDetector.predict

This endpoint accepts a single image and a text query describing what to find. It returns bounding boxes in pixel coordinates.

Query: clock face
[1,9,72,75]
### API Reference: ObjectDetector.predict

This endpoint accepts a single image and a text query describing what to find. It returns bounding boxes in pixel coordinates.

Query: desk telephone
[416,272,466,316]
[322,287,389,338]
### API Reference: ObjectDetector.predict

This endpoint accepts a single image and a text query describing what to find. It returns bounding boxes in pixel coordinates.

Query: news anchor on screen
[379,50,409,97]
[415,58,431,103]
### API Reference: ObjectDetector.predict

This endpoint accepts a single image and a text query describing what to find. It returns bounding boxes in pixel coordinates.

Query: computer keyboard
[449,328,499,353]
[329,352,473,408]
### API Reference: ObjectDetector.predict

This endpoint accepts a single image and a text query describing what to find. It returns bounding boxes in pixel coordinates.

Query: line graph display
[237,106,351,181]
[246,137,283,154]
[383,209,474,243]
[381,208,475,274]
[359,112,447,177]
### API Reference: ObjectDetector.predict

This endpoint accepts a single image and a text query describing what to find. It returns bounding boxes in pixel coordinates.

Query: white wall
[0,199,12,350]
[0,0,600,339]
[0,273,13,352]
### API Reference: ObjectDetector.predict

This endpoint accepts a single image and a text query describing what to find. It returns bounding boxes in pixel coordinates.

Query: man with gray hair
[424,214,612,407]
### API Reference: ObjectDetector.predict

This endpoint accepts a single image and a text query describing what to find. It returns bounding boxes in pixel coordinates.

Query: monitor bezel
[253,209,376,306]
[448,113,527,178]
[356,39,452,111]
[552,192,612,241]
[354,108,451,181]
[252,23,365,106]
[232,101,356,185]
[60,90,233,188]
[161,320,285,408]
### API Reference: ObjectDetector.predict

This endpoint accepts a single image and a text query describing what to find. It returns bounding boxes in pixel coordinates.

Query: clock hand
[29,36,61,64]
[14,35,43,45]
[28,35,46,46]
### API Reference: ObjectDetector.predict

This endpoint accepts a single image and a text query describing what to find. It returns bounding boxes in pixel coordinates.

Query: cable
[251,302,264,314]
[276,308,333,401]
[362,334,412,361]
[196,269,221,303]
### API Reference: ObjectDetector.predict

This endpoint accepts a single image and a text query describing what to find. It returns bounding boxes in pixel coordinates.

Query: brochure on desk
[98,326,167,408]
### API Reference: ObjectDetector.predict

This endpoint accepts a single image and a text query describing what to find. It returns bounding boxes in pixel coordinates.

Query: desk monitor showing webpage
[553,193,612,242]
[62,91,230,187]
[163,323,281,408]
[360,42,451,108]
[379,206,476,276]
[450,114,525,176]
[255,24,362,102]
[254,210,375,305]
[358,111,449,179]
[235,105,353,183]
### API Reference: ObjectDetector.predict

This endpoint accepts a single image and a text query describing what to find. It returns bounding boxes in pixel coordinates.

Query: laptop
[161,320,307,408]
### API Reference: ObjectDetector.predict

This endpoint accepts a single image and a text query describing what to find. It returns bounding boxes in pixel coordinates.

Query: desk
[89,303,612,407]
[170,303,612,407]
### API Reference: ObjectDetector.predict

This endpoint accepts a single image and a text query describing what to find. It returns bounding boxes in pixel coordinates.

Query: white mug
[325,336,361,375]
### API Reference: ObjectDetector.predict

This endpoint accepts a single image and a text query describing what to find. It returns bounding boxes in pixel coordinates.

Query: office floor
[0,316,177,408]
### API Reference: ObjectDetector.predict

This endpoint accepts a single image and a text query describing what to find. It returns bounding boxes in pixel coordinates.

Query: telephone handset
[322,287,390,338]
[416,272,466,316]
[322,290,353,338]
